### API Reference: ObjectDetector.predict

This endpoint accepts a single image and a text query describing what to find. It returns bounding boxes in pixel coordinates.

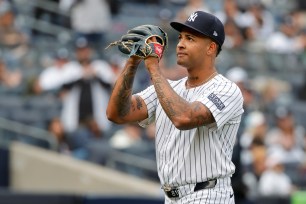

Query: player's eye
[187,36,194,41]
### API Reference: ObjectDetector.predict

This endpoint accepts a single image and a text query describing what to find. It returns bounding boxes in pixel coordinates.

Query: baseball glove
[106,24,168,60]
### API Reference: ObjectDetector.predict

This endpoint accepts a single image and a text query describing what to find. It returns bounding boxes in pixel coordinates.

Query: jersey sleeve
[196,82,244,129]
[135,84,157,127]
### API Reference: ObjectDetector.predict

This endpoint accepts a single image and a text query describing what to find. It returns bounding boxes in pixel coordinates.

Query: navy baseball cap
[170,11,225,49]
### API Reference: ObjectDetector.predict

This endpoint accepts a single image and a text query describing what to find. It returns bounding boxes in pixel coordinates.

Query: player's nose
[177,39,186,49]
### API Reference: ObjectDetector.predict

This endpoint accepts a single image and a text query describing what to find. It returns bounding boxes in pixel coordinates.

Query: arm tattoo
[150,69,214,127]
[116,66,137,117]
[192,102,215,126]
[135,95,143,110]
[151,70,186,118]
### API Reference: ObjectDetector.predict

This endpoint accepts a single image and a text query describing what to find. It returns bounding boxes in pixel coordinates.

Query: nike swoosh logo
[230,193,234,198]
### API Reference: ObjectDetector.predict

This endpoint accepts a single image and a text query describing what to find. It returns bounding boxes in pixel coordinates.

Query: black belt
[163,179,217,198]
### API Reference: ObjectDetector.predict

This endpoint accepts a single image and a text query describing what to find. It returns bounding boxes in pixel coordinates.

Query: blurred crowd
[1,0,306,203]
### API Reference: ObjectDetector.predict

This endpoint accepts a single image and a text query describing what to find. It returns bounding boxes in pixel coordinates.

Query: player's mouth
[177,52,187,57]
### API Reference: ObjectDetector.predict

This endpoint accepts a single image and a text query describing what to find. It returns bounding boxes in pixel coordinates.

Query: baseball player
[107,11,244,204]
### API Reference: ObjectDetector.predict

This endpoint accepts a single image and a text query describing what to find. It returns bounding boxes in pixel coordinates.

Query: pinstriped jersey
[137,74,244,187]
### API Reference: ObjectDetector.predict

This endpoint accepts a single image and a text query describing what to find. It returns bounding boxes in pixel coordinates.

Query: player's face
[176,29,215,69]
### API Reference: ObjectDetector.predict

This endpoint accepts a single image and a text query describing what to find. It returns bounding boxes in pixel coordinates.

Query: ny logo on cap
[213,31,218,36]
[188,12,198,22]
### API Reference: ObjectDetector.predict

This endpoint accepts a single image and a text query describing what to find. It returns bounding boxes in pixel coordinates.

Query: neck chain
[186,71,218,88]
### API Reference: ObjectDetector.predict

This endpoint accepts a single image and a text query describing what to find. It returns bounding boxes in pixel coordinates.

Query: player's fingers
[147,36,157,43]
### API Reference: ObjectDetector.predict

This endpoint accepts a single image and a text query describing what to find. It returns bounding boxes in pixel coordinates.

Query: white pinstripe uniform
[137,74,244,204]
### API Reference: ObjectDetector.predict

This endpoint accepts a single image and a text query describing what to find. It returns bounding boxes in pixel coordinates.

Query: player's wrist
[128,56,142,65]
[145,57,160,73]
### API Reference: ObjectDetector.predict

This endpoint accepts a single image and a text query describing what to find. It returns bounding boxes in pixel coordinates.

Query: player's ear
[207,41,217,56]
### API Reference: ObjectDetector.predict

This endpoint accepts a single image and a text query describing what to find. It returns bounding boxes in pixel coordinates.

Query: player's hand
[144,37,159,69]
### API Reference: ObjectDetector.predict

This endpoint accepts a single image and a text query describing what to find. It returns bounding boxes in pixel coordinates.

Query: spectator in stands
[108,54,126,79]
[265,106,305,165]
[66,117,111,163]
[36,48,70,93]
[109,123,152,177]
[0,58,22,89]
[60,0,112,50]
[240,111,268,167]
[223,18,245,49]
[109,123,143,151]
[215,0,252,49]
[258,152,294,197]
[243,140,267,202]
[215,0,253,29]
[81,118,112,165]
[47,117,70,154]
[265,12,306,53]
[246,2,275,42]
[0,0,29,56]
[252,76,292,116]
[60,37,115,134]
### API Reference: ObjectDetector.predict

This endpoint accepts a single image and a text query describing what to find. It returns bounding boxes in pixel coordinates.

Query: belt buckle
[162,184,180,198]
[162,184,172,192]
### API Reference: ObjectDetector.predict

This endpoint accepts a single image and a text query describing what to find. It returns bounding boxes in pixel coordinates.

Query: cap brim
[170,21,208,37]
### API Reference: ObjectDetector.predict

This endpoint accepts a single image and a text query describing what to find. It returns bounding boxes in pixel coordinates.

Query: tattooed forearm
[149,67,214,128]
[107,57,144,123]
[151,69,187,118]
[116,66,137,117]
